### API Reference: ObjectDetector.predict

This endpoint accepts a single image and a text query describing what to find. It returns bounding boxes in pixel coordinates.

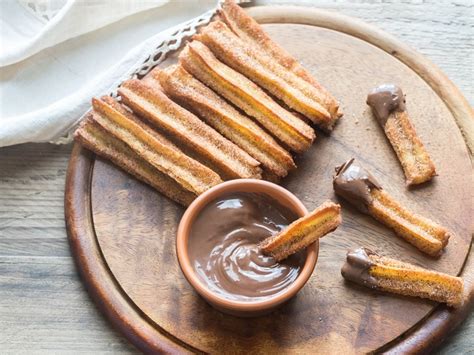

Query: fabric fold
[0,2,218,147]
[1,0,168,67]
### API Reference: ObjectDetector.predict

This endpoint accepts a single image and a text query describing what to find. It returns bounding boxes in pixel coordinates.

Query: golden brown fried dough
[118,79,262,180]
[368,188,449,256]
[219,0,341,119]
[341,247,464,307]
[367,84,436,186]
[179,41,315,153]
[154,64,295,177]
[75,117,196,206]
[196,21,337,129]
[90,96,221,195]
[260,201,341,261]
[333,159,450,256]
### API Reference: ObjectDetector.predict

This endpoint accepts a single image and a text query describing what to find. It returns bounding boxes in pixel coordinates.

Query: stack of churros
[179,41,316,154]
[154,65,296,178]
[195,21,337,130]
[218,0,341,120]
[74,97,221,203]
[73,0,340,205]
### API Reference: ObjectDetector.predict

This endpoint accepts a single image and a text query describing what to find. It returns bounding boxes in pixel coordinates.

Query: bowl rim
[176,179,318,312]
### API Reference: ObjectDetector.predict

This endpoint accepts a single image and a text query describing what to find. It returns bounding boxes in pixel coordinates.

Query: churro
[196,21,336,129]
[259,201,341,261]
[75,116,196,206]
[155,64,295,177]
[118,79,262,180]
[341,247,464,307]
[333,159,450,256]
[367,84,436,185]
[90,96,222,195]
[179,41,315,153]
[219,0,341,119]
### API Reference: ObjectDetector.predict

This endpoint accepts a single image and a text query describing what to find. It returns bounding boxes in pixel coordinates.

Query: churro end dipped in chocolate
[367,84,406,126]
[259,201,341,261]
[367,85,436,185]
[341,247,464,307]
[333,159,450,256]
[333,158,382,213]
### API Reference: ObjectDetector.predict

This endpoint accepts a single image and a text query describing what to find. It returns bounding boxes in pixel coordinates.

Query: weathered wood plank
[0,256,139,353]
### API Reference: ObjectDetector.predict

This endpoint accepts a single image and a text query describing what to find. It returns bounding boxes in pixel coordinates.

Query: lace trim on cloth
[52,0,245,145]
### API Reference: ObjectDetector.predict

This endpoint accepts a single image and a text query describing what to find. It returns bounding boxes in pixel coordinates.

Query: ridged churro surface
[260,201,341,261]
[196,21,336,129]
[383,110,436,185]
[180,41,315,153]
[118,79,262,180]
[219,0,342,120]
[369,188,450,256]
[90,96,222,195]
[75,118,196,206]
[155,64,295,177]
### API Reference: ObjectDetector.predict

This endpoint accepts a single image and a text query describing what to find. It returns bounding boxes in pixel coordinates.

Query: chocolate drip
[341,247,379,289]
[333,159,382,213]
[367,84,406,126]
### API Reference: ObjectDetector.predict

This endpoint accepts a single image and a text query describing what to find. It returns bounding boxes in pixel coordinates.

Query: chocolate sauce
[366,84,406,126]
[188,192,305,301]
[341,247,378,289]
[333,159,382,213]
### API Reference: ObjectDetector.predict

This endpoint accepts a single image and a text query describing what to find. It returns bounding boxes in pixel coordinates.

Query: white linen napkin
[0,0,219,147]
[1,0,169,67]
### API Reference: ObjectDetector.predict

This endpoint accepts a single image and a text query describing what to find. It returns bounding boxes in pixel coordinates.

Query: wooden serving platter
[65,6,474,354]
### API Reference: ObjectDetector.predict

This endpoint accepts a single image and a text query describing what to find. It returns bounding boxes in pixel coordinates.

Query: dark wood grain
[65,9,473,354]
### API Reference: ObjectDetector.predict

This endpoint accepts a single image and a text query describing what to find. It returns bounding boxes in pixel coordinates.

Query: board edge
[64,144,193,354]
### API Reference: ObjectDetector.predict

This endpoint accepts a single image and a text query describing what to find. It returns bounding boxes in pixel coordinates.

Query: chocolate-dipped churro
[367,85,436,185]
[341,247,464,307]
[333,159,450,256]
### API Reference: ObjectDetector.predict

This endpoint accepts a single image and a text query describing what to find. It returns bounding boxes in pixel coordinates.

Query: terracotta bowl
[176,179,319,317]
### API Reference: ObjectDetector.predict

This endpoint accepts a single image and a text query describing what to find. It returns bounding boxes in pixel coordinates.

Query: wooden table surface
[0,1,472,353]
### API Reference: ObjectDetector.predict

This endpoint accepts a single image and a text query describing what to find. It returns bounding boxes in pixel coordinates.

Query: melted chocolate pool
[188,192,305,301]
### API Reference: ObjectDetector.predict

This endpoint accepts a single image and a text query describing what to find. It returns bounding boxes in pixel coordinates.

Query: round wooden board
[65,6,474,354]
